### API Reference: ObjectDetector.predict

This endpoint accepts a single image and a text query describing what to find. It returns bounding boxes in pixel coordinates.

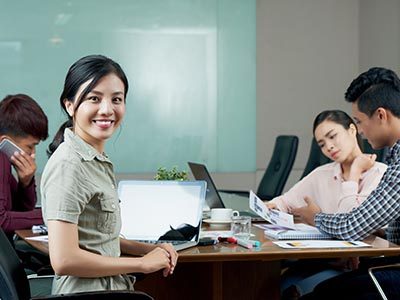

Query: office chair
[368,264,400,300]
[300,138,388,179]
[220,135,299,200]
[0,228,153,300]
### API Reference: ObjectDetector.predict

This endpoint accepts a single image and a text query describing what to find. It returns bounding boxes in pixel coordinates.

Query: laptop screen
[118,180,206,242]
[188,162,225,209]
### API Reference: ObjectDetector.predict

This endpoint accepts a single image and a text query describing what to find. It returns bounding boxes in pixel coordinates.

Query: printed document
[249,190,295,229]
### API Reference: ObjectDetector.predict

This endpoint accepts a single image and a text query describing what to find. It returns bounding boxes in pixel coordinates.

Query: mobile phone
[198,237,217,246]
[0,138,23,161]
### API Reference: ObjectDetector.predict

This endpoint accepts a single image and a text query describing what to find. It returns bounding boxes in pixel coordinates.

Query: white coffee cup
[210,208,239,222]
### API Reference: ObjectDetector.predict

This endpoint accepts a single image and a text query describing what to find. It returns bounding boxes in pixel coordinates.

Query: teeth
[95,120,112,125]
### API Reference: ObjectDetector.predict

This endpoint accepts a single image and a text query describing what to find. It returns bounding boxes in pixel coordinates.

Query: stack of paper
[249,191,330,240]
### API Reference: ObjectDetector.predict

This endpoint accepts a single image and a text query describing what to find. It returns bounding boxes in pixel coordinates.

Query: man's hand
[291,196,321,226]
[11,152,36,187]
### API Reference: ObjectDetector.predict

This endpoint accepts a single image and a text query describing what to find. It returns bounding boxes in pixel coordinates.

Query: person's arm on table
[48,220,174,278]
[120,238,178,276]
[296,173,400,240]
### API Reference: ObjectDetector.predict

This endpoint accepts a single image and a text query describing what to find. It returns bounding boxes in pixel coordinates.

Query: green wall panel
[0,0,255,173]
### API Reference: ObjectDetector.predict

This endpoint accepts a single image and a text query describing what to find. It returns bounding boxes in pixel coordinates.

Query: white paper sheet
[274,240,371,249]
[25,235,48,242]
[249,191,295,229]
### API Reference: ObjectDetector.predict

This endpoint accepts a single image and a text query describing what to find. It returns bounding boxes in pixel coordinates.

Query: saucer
[203,219,232,224]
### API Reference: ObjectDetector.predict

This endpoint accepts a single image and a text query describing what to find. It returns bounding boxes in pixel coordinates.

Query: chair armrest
[34,290,153,300]
[368,263,400,300]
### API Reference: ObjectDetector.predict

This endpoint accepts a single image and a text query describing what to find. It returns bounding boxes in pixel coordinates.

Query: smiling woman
[63,73,126,153]
[40,55,178,295]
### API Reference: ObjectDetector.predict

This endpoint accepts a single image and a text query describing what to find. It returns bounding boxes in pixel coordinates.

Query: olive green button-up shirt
[41,129,133,294]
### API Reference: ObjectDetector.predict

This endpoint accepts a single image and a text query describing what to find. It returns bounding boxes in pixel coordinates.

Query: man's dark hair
[0,94,48,140]
[345,67,400,117]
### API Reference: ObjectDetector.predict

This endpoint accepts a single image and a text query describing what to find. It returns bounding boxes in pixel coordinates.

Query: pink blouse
[270,161,387,214]
[0,152,43,234]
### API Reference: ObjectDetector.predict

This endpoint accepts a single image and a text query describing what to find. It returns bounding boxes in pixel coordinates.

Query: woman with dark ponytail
[41,55,178,295]
[266,110,387,299]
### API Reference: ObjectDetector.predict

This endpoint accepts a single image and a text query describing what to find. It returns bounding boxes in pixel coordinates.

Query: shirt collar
[64,128,111,163]
[332,162,342,180]
[386,140,400,164]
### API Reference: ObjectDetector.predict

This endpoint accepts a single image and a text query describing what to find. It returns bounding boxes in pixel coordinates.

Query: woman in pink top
[268,110,387,214]
[269,110,387,300]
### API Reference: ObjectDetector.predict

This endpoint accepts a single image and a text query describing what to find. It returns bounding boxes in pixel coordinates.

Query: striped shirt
[315,140,400,244]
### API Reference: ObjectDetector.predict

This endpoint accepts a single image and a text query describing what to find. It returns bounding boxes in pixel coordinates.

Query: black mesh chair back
[257,135,299,200]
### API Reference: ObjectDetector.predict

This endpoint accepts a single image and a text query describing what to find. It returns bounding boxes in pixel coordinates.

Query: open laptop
[188,162,262,221]
[118,180,206,251]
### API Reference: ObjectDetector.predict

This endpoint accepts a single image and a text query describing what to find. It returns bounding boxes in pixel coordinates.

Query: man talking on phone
[0,94,48,241]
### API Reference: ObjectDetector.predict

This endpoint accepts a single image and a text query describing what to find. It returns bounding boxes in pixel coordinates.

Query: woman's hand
[349,154,376,182]
[158,243,178,276]
[266,202,278,210]
[11,152,36,187]
[141,246,176,277]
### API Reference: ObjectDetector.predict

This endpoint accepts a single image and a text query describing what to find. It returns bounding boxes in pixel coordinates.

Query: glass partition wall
[0,0,255,173]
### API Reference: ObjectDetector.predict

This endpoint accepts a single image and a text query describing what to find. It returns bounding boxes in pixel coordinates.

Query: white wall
[359,0,400,73]
[220,0,359,192]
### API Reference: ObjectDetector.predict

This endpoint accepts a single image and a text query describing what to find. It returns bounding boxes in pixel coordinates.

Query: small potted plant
[154,166,188,181]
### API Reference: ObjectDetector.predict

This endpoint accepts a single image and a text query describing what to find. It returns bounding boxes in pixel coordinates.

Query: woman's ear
[349,123,357,135]
[64,99,74,117]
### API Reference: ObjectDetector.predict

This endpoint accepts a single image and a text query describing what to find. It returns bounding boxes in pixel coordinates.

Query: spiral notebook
[263,223,332,240]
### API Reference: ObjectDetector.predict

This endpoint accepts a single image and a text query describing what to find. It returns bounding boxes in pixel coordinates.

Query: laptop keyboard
[137,240,188,246]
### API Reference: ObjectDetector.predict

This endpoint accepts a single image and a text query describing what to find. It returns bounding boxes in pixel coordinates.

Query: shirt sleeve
[0,154,43,234]
[315,165,400,241]
[269,172,316,213]
[336,163,387,213]
[41,159,93,225]
[12,179,37,211]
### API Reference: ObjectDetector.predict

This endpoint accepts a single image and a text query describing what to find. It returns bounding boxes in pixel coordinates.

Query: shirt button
[111,184,115,189]
[111,204,116,209]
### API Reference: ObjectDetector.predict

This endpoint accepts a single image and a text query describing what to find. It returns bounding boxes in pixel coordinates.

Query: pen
[218,237,237,244]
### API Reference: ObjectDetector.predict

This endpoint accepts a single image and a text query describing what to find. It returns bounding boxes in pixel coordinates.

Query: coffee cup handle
[232,210,240,217]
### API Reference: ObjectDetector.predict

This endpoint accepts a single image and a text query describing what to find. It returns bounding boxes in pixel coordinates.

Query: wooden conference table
[16,225,400,300]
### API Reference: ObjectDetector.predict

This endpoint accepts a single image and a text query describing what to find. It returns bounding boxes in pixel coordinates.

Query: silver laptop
[188,162,263,221]
[118,180,206,251]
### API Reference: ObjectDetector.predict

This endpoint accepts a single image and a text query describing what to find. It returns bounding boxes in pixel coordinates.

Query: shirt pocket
[97,196,117,234]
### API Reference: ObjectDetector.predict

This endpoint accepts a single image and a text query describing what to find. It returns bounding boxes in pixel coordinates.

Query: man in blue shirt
[295,67,400,299]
